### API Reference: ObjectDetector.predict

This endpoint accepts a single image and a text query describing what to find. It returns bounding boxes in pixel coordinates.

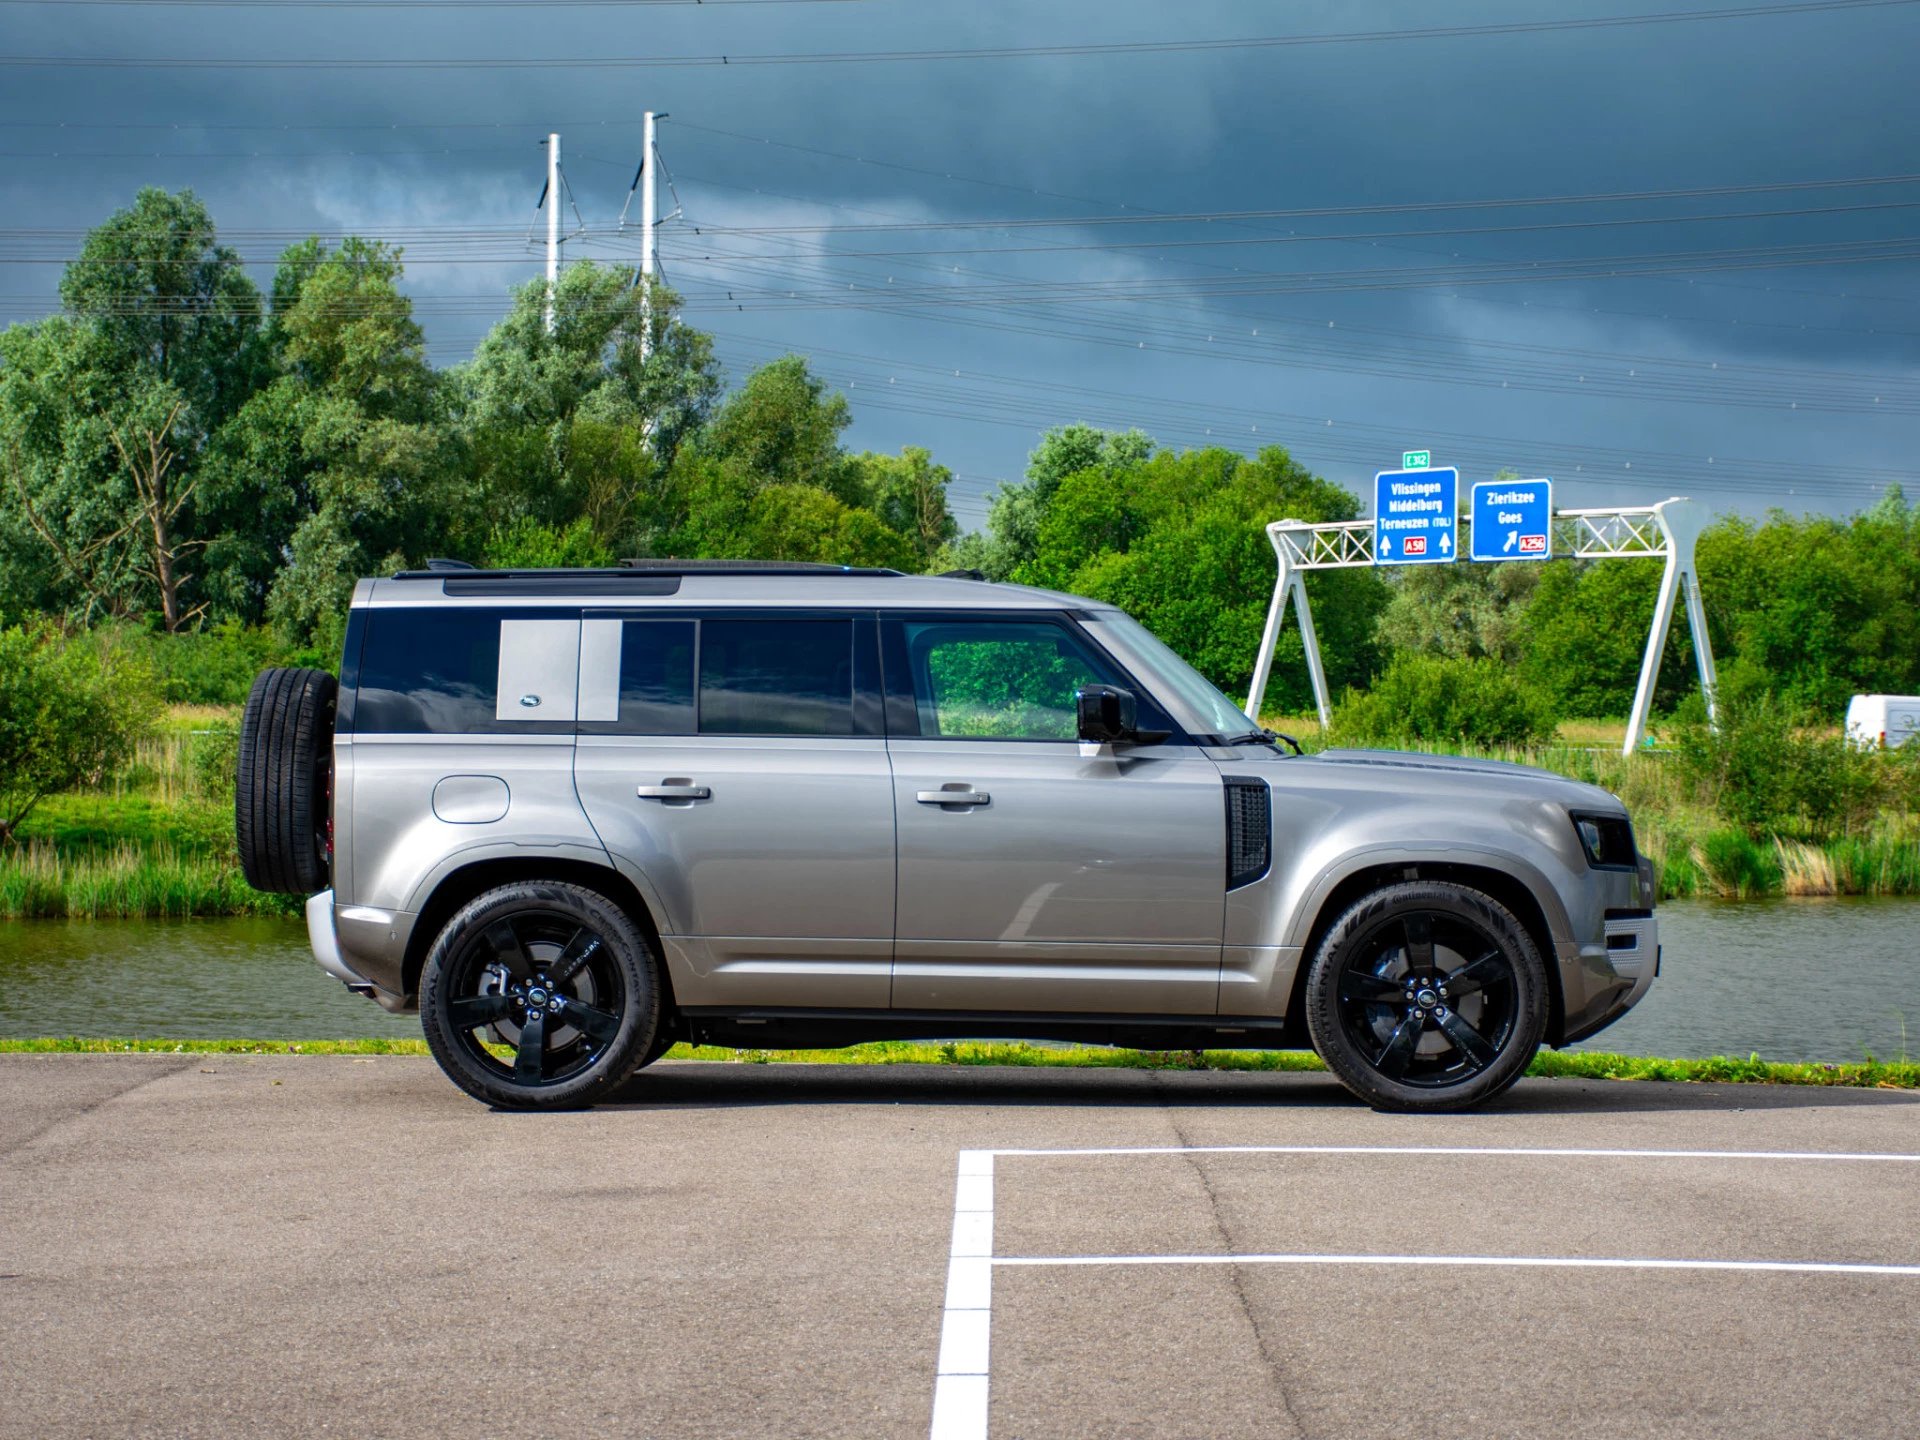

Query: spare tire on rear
[236,667,337,895]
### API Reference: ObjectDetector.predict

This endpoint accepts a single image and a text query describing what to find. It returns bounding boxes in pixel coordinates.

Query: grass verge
[0,842,300,920]
[3,1037,1915,1088]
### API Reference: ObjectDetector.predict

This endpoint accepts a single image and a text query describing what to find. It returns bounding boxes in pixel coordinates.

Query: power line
[6,0,1913,68]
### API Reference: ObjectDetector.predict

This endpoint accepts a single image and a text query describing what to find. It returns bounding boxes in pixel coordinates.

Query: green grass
[0,842,299,920]
[4,1037,1915,1088]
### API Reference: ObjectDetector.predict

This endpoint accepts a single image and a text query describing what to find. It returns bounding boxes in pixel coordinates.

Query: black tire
[235,667,337,895]
[420,881,661,1109]
[1305,881,1548,1113]
[635,1026,680,1070]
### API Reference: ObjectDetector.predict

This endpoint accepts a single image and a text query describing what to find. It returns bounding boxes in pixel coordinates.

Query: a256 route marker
[1373,463,1457,565]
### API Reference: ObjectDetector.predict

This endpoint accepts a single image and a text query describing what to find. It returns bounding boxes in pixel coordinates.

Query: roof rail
[391,559,904,581]
[618,558,903,576]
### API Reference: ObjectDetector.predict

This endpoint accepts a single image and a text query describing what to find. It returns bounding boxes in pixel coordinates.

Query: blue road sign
[1373,466,1458,565]
[1470,478,1553,562]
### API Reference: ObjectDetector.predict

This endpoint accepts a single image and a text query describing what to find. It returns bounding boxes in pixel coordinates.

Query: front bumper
[305,890,377,997]
[1560,908,1659,1045]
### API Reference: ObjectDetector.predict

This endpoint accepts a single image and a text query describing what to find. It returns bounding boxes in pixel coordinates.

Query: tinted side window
[899,618,1124,740]
[355,609,506,734]
[699,617,854,736]
[579,620,696,735]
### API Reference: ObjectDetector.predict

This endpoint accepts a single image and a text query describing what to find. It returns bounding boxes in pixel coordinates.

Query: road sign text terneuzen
[1470,478,1553,562]
[1374,466,1458,566]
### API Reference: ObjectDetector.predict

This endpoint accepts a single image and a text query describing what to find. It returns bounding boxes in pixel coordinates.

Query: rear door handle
[917,789,990,807]
[637,783,711,801]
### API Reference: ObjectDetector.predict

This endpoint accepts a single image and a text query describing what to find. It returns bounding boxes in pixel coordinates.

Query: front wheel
[420,881,661,1109]
[1304,881,1548,1113]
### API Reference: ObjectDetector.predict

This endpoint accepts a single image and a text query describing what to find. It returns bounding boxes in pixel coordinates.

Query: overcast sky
[2,0,1916,528]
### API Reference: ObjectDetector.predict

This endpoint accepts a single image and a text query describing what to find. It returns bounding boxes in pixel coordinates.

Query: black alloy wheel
[421,881,660,1109]
[1305,881,1547,1113]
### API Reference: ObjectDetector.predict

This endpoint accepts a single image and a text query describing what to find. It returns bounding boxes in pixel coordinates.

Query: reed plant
[0,841,296,920]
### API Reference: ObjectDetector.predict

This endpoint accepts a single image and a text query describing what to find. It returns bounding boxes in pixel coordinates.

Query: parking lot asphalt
[3,1056,1918,1440]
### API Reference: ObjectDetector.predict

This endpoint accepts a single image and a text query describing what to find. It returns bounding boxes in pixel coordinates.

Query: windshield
[1085,611,1257,739]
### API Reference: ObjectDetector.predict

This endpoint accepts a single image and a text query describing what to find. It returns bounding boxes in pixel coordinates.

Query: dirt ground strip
[2,1056,1917,1439]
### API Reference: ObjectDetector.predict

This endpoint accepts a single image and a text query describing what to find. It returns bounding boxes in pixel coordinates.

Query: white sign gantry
[1243,496,1719,756]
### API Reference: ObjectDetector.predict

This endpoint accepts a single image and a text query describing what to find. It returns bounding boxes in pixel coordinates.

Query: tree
[1,319,174,624]
[57,187,265,430]
[1,190,267,627]
[654,357,924,568]
[0,624,159,842]
[207,238,455,646]
[847,447,959,568]
[460,263,720,550]
[969,424,1153,580]
[695,355,853,497]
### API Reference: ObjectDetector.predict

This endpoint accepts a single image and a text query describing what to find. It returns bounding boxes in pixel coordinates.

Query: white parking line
[994,1253,1920,1277]
[927,1144,1920,1440]
[993,1144,1920,1162]
[929,1150,995,1440]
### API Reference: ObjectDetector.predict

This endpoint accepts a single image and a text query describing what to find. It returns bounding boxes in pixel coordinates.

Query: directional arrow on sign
[1440,532,1452,555]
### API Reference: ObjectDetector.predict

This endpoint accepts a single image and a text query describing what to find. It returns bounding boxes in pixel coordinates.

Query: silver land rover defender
[235,560,1658,1112]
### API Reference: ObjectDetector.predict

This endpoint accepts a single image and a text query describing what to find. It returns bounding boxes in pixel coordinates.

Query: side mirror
[1076,684,1138,744]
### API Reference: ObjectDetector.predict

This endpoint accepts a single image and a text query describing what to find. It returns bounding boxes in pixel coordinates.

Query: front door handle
[917,788,990,807]
[637,782,711,801]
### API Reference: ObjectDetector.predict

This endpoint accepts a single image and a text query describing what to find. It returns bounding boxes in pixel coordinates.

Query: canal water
[0,900,1915,1061]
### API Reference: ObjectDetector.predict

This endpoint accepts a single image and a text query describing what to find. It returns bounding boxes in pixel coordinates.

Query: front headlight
[1571,811,1637,870]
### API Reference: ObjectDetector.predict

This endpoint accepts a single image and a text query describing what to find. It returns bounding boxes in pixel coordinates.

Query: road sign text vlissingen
[1374,466,1458,565]
[1470,477,1553,562]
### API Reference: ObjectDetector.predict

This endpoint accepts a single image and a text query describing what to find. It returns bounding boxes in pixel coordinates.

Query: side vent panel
[1223,776,1272,891]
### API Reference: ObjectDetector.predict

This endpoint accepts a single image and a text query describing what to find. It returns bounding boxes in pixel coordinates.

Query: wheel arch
[403,856,673,1014]
[1285,857,1569,1048]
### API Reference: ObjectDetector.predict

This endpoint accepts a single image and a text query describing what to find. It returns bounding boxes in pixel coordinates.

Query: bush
[483,516,615,570]
[187,720,239,801]
[0,625,162,841]
[1331,654,1558,748]
[1672,688,1896,838]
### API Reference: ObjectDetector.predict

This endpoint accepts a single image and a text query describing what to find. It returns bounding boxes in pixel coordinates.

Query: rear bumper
[305,890,376,995]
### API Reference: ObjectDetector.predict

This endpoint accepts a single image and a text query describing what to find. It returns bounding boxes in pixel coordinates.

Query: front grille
[1223,776,1271,891]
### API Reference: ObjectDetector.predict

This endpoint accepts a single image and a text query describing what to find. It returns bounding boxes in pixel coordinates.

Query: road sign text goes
[1469,478,1553,563]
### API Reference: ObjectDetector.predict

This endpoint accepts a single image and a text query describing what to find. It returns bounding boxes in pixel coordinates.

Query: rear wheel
[1305,881,1548,1113]
[420,881,660,1109]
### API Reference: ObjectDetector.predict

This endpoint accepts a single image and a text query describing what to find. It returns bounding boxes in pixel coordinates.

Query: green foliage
[694,354,853,496]
[0,625,161,840]
[973,437,1384,705]
[847,446,960,567]
[1331,653,1558,747]
[1376,556,1543,663]
[1695,492,1920,712]
[1671,686,1908,838]
[483,516,615,570]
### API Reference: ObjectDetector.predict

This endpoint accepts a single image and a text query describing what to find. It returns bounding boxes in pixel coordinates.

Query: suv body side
[323,572,1654,1050]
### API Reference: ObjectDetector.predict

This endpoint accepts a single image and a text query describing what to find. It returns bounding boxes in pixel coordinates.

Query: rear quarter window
[353,608,576,734]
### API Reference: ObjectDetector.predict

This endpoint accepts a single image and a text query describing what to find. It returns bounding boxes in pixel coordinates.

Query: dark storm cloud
[1,0,1916,523]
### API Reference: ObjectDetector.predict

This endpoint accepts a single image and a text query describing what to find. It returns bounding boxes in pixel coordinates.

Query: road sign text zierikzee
[1373,466,1458,565]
